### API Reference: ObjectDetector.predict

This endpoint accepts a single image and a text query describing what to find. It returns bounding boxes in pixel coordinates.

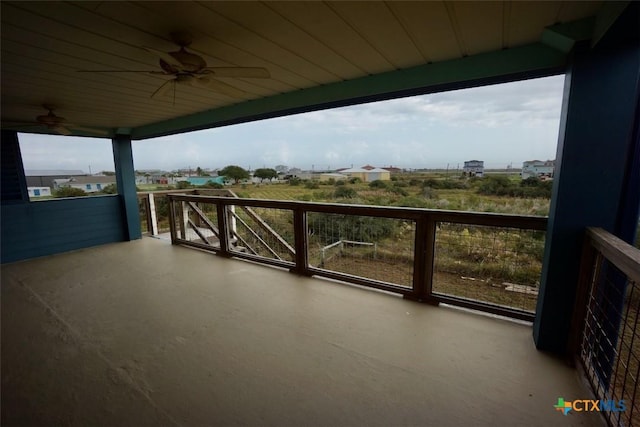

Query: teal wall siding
[1,196,126,263]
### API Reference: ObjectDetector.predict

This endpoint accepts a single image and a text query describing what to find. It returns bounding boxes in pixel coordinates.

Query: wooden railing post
[216,200,231,257]
[292,207,310,275]
[423,217,438,304]
[409,215,438,304]
[567,231,599,365]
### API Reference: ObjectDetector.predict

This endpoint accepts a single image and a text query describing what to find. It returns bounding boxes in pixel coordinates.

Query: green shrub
[369,180,388,189]
[390,186,408,196]
[289,177,301,186]
[307,213,396,245]
[478,175,552,198]
[422,187,438,199]
[176,181,193,189]
[53,187,87,198]
[305,180,320,189]
[100,183,118,194]
[203,181,224,189]
[422,178,467,190]
[335,180,346,186]
[349,177,362,184]
[334,187,357,198]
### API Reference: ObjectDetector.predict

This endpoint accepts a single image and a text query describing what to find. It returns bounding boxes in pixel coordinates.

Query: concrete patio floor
[2,237,604,426]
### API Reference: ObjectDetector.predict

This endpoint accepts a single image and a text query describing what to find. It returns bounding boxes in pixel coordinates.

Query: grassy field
[222,173,550,216]
[147,173,549,312]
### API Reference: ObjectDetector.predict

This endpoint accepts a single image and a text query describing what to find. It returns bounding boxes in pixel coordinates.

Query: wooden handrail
[165,193,548,321]
[586,227,640,284]
[167,194,548,230]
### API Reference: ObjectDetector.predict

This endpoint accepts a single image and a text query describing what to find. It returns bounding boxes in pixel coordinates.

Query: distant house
[25,169,86,189]
[54,176,116,193]
[463,160,484,177]
[340,166,391,182]
[522,160,555,179]
[27,187,52,198]
[186,176,226,186]
[382,166,402,174]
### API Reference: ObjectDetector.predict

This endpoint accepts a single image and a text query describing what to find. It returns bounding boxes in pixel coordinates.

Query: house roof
[66,176,117,184]
[342,167,389,174]
[0,1,608,140]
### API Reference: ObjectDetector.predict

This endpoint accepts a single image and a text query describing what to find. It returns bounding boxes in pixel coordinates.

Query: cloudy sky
[19,74,565,173]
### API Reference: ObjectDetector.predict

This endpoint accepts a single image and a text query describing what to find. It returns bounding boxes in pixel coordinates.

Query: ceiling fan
[3,105,109,136]
[79,32,270,99]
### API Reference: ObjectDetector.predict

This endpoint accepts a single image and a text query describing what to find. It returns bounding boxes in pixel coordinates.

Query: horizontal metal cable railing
[572,228,640,427]
[162,193,547,321]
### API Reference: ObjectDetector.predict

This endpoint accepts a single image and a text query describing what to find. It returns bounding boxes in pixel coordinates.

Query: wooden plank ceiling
[0,1,603,139]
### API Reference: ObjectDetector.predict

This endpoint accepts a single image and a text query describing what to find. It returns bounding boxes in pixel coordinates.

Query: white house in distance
[53,176,117,193]
[319,172,349,182]
[522,160,556,179]
[463,160,484,177]
[27,187,52,198]
[25,169,86,188]
[338,166,391,182]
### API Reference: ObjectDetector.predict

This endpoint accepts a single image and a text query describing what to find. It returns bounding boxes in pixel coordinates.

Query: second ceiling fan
[81,32,270,100]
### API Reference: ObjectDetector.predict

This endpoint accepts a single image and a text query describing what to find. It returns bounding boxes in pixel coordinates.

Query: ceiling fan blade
[52,125,72,136]
[203,67,270,78]
[151,79,176,99]
[143,47,184,69]
[192,77,246,98]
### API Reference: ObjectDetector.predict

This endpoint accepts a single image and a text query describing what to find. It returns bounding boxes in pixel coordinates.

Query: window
[34,189,40,196]
[97,184,102,190]
[18,134,116,200]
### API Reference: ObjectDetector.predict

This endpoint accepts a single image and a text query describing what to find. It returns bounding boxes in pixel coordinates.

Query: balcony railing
[138,189,233,235]
[571,227,640,427]
[159,192,547,321]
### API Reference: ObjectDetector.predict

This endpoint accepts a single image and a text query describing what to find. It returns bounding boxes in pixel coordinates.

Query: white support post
[148,193,159,236]
[182,202,190,239]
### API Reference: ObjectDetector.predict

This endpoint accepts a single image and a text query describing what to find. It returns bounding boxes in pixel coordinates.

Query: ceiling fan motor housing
[160,49,206,74]
[37,111,65,126]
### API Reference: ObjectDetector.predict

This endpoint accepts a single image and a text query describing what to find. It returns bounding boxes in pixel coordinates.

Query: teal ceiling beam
[132,42,567,140]
[541,17,595,53]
